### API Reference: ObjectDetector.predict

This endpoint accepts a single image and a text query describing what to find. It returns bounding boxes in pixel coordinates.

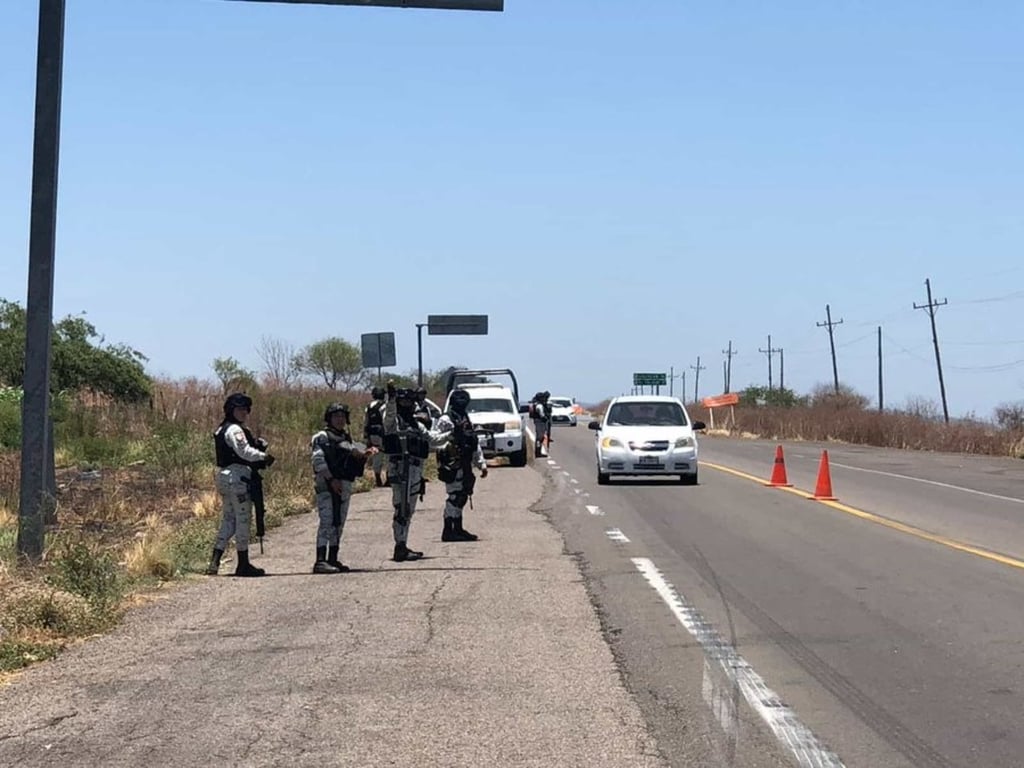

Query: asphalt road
[0,464,665,768]
[539,424,1024,768]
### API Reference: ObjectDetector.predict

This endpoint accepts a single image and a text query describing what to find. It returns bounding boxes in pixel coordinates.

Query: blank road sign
[427,314,488,336]
[361,332,396,368]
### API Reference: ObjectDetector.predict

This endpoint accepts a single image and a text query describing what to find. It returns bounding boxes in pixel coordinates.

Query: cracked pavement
[0,464,666,768]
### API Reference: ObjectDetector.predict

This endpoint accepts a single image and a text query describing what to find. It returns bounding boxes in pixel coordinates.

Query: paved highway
[540,424,1024,768]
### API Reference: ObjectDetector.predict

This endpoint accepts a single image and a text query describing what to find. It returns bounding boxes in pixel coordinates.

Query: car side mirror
[588,421,601,430]
[519,404,531,414]
[692,421,707,431]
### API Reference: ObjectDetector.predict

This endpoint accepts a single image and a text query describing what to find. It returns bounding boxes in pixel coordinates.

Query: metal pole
[416,323,425,387]
[669,366,674,397]
[18,0,66,562]
[877,326,883,412]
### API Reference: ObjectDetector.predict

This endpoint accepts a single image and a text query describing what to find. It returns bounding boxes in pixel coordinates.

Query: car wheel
[678,472,698,486]
[509,446,527,467]
[598,470,610,485]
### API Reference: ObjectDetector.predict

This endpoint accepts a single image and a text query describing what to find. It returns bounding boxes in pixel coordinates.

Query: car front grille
[629,440,669,452]
[478,423,505,433]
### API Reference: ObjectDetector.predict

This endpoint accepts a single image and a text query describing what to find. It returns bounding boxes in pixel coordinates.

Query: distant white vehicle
[548,396,578,427]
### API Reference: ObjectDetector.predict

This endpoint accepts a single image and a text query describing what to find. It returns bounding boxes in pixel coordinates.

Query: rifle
[250,468,266,554]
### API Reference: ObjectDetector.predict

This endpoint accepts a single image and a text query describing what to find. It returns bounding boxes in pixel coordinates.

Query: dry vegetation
[0,378,448,676]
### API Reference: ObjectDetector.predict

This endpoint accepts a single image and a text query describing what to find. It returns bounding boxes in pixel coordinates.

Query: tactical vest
[365,400,384,437]
[383,415,430,459]
[322,429,366,481]
[214,421,259,469]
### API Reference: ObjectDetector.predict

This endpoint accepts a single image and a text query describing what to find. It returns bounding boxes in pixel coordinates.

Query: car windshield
[606,402,688,427]
[550,399,572,408]
[466,398,515,414]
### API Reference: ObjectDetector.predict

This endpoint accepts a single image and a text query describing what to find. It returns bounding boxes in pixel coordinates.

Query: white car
[548,396,578,427]
[588,395,705,485]
[444,383,528,467]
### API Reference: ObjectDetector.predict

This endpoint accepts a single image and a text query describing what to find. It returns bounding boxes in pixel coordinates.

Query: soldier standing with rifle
[205,393,275,578]
[382,382,448,562]
[310,403,377,574]
[435,388,488,542]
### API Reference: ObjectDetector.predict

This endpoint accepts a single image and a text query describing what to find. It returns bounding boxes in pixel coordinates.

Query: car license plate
[637,455,660,466]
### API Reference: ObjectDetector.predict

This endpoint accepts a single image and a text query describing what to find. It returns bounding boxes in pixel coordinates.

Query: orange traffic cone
[812,450,837,500]
[765,445,793,487]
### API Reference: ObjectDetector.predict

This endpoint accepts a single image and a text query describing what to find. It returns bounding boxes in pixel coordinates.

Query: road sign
[361,332,397,369]
[427,314,488,336]
[633,372,667,386]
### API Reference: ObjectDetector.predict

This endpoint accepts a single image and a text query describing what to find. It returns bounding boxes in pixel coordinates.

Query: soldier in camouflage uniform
[310,403,376,574]
[435,388,488,542]
[382,383,449,562]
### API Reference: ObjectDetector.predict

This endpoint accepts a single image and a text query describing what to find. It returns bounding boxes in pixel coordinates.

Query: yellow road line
[702,460,1024,572]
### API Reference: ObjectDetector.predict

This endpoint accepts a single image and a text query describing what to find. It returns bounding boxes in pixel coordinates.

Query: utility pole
[758,335,781,391]
[877,326,883,411]
[817,304,844,393]
[722,341,737,393]
[779,348,785,391]
[722,360,727,393]
[681,371,687,403]
[914,278,949,423]
[691,356,706,403]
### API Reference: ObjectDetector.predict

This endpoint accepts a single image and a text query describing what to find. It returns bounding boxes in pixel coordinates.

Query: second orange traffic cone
[765,445,793,487]
[812,450,837,500]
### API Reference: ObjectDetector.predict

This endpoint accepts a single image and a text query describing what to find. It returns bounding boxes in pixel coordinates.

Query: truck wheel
[509,447,527,467]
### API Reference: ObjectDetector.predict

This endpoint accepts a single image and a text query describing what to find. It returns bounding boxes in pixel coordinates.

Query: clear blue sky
[2,1,1023,417]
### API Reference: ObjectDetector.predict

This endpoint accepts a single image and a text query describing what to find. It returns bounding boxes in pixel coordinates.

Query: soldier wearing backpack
[364,386,388,487]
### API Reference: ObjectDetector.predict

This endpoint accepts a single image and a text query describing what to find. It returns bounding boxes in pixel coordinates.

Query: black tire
[598,471,610,485]
[678,472,698,486]
[509,446,527,467]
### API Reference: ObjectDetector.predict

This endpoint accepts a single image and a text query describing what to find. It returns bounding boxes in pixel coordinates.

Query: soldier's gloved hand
[255,437,269,451]
[262,454,276,468]
[329,478,345,495]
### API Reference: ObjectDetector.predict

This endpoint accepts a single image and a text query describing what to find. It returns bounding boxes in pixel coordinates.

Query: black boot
[326,545,349,573]
[375,471,384,487]
[234,549,266,577]
[454,517,478,541]
[442,517,460,542]
[393,543,423,562]
[313,545,339,574]
[204,547,223,576]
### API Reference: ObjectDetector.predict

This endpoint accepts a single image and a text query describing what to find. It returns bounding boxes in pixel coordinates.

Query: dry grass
[0,378,414,674]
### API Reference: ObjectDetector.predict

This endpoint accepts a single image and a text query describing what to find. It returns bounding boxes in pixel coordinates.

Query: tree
[212,357,258,394]
[808,382,869,410]
[255,335,299,388]
[994,401,1024,431]
[737,385,802,408]
[0,299,151,402]
[294,337,366,391]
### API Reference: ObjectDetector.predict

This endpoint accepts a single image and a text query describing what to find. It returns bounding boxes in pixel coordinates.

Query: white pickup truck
[443,368,528,467]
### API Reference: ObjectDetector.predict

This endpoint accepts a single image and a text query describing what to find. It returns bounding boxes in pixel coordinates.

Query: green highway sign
[633,372,667,386]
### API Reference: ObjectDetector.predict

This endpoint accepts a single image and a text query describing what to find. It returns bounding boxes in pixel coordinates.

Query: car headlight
[674,437,693,448]
[504,420,520,430]
[601,437,623,449]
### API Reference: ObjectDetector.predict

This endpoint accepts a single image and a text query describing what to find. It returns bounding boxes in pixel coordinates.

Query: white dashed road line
[632,558,845,768]
[586,505,603,516]
[605,528,630,543]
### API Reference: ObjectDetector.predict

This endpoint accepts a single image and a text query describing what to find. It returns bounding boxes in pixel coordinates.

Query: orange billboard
[701,393,740,408]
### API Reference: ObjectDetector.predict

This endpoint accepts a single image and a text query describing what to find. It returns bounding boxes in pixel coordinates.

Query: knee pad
[449,492,469,510]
